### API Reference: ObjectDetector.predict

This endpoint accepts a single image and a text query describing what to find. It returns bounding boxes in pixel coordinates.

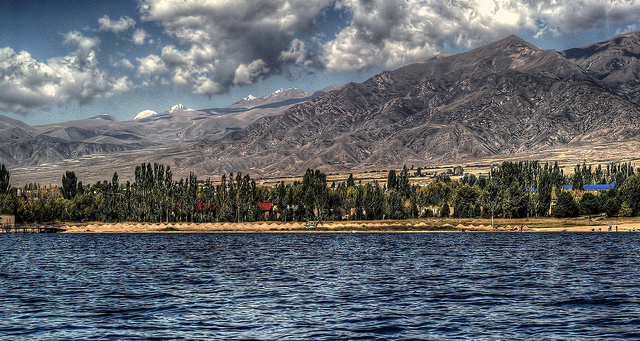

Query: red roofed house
[257,202,273,218]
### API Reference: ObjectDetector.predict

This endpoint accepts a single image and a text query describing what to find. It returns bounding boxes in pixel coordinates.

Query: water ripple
[1,232,639,340]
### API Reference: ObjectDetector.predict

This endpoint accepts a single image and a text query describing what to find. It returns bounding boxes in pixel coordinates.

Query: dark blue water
[1,233,639,340]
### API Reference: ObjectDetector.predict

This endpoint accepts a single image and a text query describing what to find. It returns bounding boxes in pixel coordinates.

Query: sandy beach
[60,217,640,233]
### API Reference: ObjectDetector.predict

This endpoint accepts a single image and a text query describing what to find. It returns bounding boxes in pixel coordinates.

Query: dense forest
[0,161,638,224]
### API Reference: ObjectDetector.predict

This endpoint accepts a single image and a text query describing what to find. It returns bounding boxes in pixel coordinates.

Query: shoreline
[58,217,640,233]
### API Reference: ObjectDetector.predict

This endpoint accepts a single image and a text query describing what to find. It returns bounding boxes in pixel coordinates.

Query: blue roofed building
[563,181,616,191]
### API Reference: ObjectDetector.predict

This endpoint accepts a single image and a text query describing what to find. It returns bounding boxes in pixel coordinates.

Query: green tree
[536,167,552,216]
[61,171,78,200]
[397,166,411,198]
[0,164,10,195]
[572,165,584,191]
[604,196,621,217]
[482,175,501,229]
[387,170,397,190]
[440,202,450,218]
[553,191,578,218]
[619,175,640,216]
[346,173,355,187]
[578,192,600,216]
[452,184,479,218]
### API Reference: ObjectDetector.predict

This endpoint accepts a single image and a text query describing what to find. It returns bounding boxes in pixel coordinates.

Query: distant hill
[0,86,337,173]
[6,32,640,184]
[188,35,640,175]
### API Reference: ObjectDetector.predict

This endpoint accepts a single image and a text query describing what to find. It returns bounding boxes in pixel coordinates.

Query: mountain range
[5,31,640,185]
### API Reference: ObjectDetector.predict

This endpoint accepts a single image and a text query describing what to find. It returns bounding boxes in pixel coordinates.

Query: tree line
[0,161,638,224]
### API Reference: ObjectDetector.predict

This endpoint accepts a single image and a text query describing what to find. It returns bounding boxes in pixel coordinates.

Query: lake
[1,232,639,340]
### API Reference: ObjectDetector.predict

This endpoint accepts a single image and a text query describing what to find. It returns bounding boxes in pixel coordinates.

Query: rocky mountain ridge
[229,88,311,109]
[194,34,640,175]
[5,31,640,183]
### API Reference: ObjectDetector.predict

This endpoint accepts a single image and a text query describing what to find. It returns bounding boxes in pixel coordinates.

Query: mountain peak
[90,114,118,122]
[166,104,191,114]
[133,109,158,120]
[228,87,311,109]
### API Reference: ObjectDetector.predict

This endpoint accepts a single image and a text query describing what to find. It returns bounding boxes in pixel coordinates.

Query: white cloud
[110,57,135,70]
[193,76,223,96]
[111,76,134,94]
[136,54,168,77]
[233,59,270,85]
[98,15,136,34]
[616,24,639,36]
[160,44,217,89]
[62,31,100,68]
[538,0,640,33]
[132,28,148,45]
[279,39,316,67]
[0,32,132,114]
[139,0,333,93]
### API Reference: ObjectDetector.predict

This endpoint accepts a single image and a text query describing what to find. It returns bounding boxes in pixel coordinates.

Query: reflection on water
[1,233,639,340]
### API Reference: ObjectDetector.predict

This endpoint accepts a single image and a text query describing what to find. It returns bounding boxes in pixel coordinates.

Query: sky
[2,0,640,125]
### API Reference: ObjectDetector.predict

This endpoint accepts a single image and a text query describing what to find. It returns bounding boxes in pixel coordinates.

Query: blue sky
[2,0,640,125]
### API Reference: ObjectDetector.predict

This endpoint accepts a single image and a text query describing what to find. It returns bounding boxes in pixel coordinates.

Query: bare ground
[60,217,640,233]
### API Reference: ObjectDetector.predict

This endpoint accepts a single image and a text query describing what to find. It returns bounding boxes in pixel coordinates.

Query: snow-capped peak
[133,109,158,120]
[229,88,310,109]
[167,104,191,114]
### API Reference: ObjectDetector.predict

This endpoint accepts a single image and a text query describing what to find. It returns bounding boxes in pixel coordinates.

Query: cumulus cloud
[138,0,333,94]
[0,32,132,114]
[136,54,168,77]
[279,39,320,67]
[111,57,135,70]
[62,31,101,68]
[233,59,270,85]
[193,76,223,96]
[111,76,134,95]
[132,28,148,45]
[539,0,640,33]
[98,15,136,34]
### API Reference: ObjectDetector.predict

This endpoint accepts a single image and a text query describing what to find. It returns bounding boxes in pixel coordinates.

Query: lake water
[1,232,639,340]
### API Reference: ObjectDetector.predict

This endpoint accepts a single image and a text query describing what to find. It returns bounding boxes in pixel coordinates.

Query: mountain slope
[0,135,135,167]
[192,35,640,175]
[6,34,640,182]
[0,87,335,168]
[562,30,640,104]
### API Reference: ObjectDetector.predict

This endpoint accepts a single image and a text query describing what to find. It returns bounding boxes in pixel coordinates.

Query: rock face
[5,32,640,182]
[561,30,640,105]
[198,35,640,175]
